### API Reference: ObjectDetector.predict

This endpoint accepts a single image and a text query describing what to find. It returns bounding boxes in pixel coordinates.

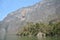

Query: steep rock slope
[1,0,60,34]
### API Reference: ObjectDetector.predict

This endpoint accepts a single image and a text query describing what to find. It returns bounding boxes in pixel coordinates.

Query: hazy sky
[0,0,41,21]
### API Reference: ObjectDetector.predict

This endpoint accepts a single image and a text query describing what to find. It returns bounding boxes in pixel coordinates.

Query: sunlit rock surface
[0,0,60,38]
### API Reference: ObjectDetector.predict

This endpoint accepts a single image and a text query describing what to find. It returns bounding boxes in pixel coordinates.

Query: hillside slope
[0,0,60,34]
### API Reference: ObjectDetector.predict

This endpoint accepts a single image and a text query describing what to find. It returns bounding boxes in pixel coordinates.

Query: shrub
[17,22,60,37]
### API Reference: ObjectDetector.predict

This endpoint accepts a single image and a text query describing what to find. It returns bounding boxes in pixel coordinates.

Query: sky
[0,0,41,21]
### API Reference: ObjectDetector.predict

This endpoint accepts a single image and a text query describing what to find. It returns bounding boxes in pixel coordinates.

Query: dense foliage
[17,21,60,37]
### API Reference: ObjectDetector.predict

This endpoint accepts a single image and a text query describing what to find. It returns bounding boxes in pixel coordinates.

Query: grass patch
[17,36,38,40]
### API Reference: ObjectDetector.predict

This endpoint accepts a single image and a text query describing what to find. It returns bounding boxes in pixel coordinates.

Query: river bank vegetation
[17,21,60,37]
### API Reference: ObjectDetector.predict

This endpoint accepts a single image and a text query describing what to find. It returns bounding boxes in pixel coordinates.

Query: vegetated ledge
[16,21,60,38]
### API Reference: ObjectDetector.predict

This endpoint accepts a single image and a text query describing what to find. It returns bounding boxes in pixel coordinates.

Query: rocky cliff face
[0,0,60,34]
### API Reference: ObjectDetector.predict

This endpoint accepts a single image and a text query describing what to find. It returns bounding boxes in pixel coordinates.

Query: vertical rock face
[0,0,60,34]
[0,28,6,40]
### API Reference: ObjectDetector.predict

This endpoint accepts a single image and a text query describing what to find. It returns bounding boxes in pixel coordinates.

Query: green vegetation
[17,21,60,37]
[17,36,37,40]
[17,22,60,40]
[17,36,60,40]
